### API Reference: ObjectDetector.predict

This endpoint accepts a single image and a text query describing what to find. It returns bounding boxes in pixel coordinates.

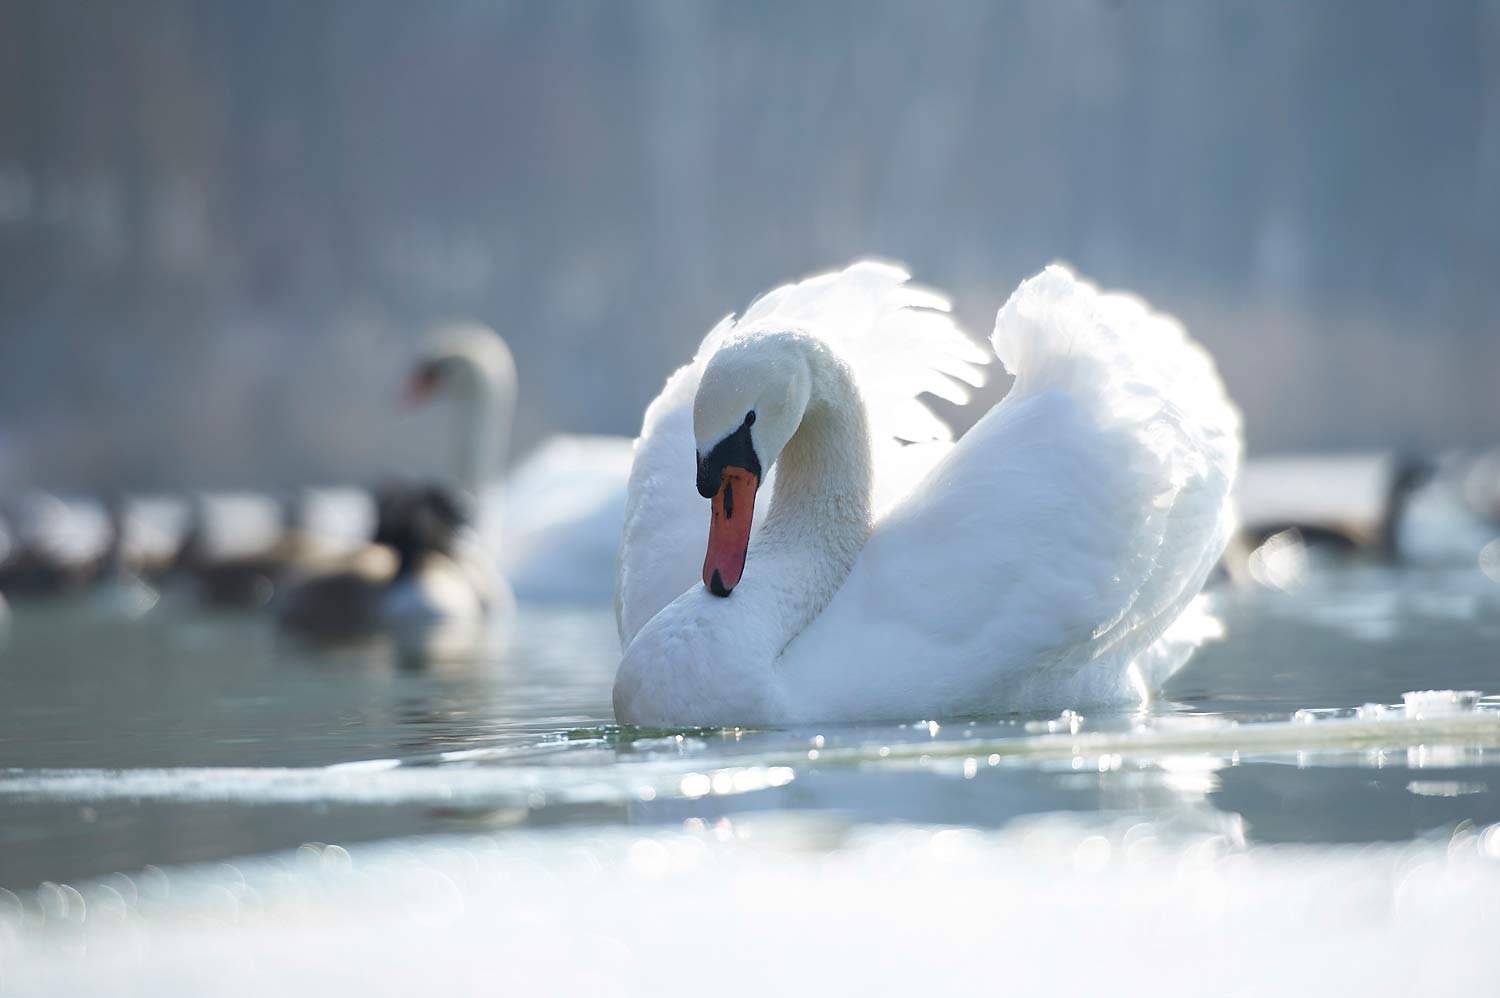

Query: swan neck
[450,361,514,503]
[613,335,874,727]
[759,339,873,623]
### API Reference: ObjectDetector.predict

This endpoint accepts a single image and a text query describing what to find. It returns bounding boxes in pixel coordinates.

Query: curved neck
[753,336,874,649]
[449,361,514,504]
[614,334,876,726]
[1378,459,1427,558]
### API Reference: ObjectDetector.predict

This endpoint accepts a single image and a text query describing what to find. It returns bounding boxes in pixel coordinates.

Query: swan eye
[744,411,756,427]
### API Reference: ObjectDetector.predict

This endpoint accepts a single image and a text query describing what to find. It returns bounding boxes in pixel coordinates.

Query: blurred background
[1,0,1498,493]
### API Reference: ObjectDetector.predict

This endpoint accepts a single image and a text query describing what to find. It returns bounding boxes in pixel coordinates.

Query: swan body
[499,434,634,602]
[614,262,1241,727]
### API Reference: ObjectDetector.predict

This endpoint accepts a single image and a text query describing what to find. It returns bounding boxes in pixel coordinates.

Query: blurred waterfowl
[614,262,1241,726]
[1389,451,1500,566]
[0,493,113,598]
[1224,452,1440,585]
[1235,453,1431,557]
[405,322,517,514]
[122,495,195,584]
[172,490,373,608]
[0,493,192,605]
[171,493,297,607]
[406,322,634,602]
[278,483,508,639]
[89,494,161,619]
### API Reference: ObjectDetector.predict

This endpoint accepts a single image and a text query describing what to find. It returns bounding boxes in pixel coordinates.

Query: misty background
[1,0,1497,494]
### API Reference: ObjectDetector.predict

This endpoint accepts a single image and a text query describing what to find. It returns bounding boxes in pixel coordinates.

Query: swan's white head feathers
[692,333,811,477]
[413,321,517,400]
[690,261,989,447]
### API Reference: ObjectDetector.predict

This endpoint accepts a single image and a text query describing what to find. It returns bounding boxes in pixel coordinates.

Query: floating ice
[1402,690,1484,719]
[3,693,1499,810]
[0,759,796,809]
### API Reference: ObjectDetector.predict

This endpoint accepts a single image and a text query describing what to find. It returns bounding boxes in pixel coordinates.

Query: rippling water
[3,565,1500,993]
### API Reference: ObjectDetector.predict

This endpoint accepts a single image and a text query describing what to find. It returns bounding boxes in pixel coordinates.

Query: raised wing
[737,262,988,445]
[782,266,1243,719]
[613,315,733,645]
[615,261,987,646]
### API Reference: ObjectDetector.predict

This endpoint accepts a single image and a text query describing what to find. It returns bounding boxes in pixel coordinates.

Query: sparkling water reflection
[3,566,1500,921]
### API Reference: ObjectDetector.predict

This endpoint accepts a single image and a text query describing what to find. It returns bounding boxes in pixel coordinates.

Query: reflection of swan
[614,262,1241,726]
[407,324,633,602]
[278,484,509,639]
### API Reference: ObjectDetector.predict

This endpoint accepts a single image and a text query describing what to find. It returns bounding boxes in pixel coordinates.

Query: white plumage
[614,262,1241,726]
[407,325,637,603]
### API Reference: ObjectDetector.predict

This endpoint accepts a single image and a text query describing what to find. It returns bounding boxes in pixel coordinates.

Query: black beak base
[696,420,762,499]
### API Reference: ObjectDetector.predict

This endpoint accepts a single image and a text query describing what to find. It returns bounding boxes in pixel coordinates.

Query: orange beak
[703,466,758,596]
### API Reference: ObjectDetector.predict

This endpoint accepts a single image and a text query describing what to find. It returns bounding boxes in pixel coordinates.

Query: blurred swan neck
[449,356,515,505]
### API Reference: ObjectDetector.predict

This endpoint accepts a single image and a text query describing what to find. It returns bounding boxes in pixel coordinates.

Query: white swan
[499,434,635,601]
[408,323,635,602]
[406,322,519,533]
[614,262,1241,727]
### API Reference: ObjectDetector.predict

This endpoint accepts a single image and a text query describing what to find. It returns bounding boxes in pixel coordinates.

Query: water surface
[4,565,1500,892]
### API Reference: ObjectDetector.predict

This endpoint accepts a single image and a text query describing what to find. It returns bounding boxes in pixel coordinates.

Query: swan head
[692,334,811,597]
[404,322,517,404]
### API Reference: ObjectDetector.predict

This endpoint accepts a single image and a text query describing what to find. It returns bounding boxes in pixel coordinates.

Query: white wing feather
[613,314,735,646]
[615,261,987,645]
[780,266,1242,718]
